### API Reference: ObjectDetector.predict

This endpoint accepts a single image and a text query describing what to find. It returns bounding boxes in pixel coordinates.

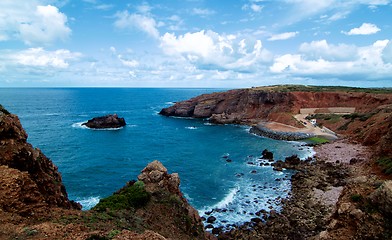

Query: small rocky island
[82,114,126,129]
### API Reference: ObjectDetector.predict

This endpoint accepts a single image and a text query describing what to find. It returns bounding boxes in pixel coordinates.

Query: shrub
[377,157,392,175]
[351,194,363,202]
[93,181,151,212]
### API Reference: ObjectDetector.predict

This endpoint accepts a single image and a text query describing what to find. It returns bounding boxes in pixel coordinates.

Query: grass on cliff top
[377,157,392,175]
[93,181,150,212]
[250,85,392,94]
[304,136,330,145]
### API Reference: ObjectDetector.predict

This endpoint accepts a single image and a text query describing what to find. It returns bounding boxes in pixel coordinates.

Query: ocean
[0,88,313,229]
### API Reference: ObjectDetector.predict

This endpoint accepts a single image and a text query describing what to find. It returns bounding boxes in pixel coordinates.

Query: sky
[0,0,391,88]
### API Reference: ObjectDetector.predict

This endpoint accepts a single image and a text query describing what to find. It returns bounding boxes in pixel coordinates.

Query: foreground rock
[83,114,126,129]
[0,106,81,215]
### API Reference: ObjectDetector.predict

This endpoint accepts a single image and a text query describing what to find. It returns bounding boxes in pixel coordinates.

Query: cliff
[160,85,392,157]
[0,105,209,240]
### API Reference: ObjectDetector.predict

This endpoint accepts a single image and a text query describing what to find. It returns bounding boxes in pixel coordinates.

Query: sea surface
[0,88,313,229]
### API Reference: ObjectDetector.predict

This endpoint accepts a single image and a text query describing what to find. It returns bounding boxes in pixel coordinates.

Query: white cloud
[160,30,272,72]
[343,23,381,35]
[192,8,216,16]
[270,39,392,80]
[268,32,298,41]
[95,4,114,10]
[283,0,391,25]
[114,11,159,39]
[251,4,264,12]
[382,40,392,64]
[242,3,264,12]
[9,48,81,68]
[0,2,71,45]
[118,55,139,67]
[299,40,357,61]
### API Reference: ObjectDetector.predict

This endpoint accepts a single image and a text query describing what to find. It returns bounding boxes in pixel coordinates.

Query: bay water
[0,88,313,229]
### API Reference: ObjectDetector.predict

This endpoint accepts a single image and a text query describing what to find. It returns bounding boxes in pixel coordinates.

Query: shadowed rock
[83,114,126,129]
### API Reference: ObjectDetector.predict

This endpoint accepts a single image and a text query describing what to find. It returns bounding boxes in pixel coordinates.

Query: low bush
[93,181,150,212]
[377,157,392,175]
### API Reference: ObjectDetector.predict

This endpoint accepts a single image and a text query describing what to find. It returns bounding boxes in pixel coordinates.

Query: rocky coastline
[1,85,392,239]
[249,124,315,141]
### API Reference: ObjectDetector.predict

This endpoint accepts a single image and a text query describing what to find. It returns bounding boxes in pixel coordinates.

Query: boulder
[261,149,274,160]
[83,114,126,129]
[369,180,392,216]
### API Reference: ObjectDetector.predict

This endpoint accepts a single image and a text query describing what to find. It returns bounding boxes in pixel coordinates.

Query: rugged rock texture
[83,114,126,129]
[136,160,209,240]
[369,180,392,216]
[0,108,80,214]
[160,87,392,126]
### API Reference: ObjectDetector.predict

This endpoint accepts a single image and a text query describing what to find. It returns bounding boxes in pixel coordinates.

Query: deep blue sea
[0,88,313,229]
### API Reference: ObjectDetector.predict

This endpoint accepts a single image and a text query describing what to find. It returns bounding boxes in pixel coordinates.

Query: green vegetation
[93,181,150,212]
[351,194,363,202]
[342,112,375,122]
[377,157,392,175]
[107,229,121,239]
[305,136,330,145]
[251,85,392,94]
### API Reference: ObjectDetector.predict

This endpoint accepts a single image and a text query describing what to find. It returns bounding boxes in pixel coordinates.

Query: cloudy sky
[0,0,391,87]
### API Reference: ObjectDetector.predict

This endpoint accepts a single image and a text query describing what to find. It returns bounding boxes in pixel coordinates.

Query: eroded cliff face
[160,88,392,126]
[0,106,80,215]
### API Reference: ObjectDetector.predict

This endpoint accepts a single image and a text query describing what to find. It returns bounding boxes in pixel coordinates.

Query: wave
[185,126,198,130]
[72,121,89,129]
[212,186,239,209]
[71,121,125,130]
[75,196,100,210]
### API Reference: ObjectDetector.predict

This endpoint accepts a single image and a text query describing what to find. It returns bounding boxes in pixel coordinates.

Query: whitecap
[72,121,88,129]
[185,126,198,130]
[75,196,100,210]
[72,121,124,130]
[212,186,239,209]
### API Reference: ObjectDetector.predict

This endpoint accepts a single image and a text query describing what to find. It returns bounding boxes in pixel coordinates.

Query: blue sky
[0,0,391,87]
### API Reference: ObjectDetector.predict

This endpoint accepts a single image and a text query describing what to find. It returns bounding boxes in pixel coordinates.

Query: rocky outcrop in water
[83,114,126,129]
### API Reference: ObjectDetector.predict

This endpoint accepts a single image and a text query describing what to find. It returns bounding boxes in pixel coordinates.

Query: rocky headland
[1,85,392,240]
[82,114,126,129]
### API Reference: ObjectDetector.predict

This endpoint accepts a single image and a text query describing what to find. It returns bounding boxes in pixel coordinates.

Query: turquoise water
[0,88,313,229]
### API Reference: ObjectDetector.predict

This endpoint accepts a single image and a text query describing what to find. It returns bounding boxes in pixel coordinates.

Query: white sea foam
[76,196,100,210]
[71,121,124,130]
[185,126,198,130]
[165,101,175,105]
[213,187,239,209]
[72,121,89,129]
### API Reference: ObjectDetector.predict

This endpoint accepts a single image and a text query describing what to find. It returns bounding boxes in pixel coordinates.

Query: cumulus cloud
[11,48,81,68]
[0,2,71,45]
[268,32,299,41]
[114,11,159,39]
[299,40,357,61]
[382,40,392,64]
[343,23,381,35]
[159,30,272,72]
[270,39,392,80]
